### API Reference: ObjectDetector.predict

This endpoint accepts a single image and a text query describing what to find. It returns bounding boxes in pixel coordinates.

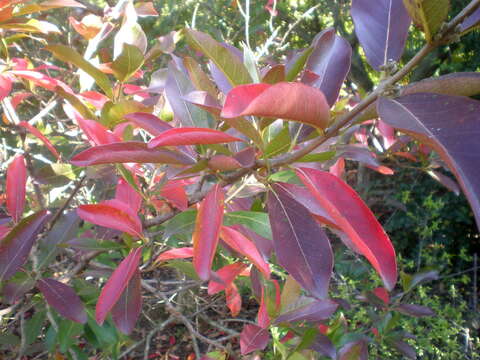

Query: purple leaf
[37,278,87,324]
[339,340,368,360]
[395,304,435,317]
[351,0,411,70]
[268,183,333,299]
[306,28,352,106]
[0,210,49,282]
[460,7,480,33]
[378,94,480,230]
[311,333,336,359]
[2,273,35,304]
[111,268,142,334]
[70,141,195,166]
[240,324,270,355]
[274,298,338,323]
[389,339,417,359]
[124,112,173,136]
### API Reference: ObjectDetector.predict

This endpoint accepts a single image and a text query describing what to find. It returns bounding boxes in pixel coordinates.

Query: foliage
[0,0,480,359]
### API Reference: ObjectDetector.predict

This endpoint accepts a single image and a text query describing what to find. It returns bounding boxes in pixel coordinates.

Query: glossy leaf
[111,44,144,82]
[221,82,330,130]
[18,121,60,160]
[6,155,27,223]
[267,183,333,299]
[148,128,242,148]
[378,94,480,230]
[403,0,449,42]
[208,262,247,295]
[156,247,194,262]
[306,28,352,106]
[296,167,397,290]
[124,112,172,136]
[77,200,143,238]
[184,29,252,86]
[45,45,113,98]
[37,278,87,324]
[240,324,270,355]
[192,184,225,280]
[115,177,142,213]
[220,226,270,277]
[165,61,211,128]
[96,247,143,325]
[351,0,411,70]
[111,269,142,334]
[71,141,195,166]
[0,210,49,282]
[275,298,338,323]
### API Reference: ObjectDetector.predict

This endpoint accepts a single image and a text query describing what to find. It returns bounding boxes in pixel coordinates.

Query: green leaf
[183,29,252,86]
[165,260,200,280]
[297,151,336,163]
[58,319,83,353]
[184,56,218,98]
[224,211,272,240]
[63,238,124,251]
[268,170,302,184]
[403,0,450,42]
[111,44,145,83]
[45,45,113,98]
[265,126,291,158]
[242,43,260,83]
[100,100,152,128]
[285,47,313,81]
[164,210,197,239]
[55,88,97,120]
[25,310,46,346]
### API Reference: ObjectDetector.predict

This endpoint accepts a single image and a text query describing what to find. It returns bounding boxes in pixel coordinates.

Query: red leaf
[6,155,27,223]
[96,247,143,325]
[208,262,247,295]
[225,283,241,316]
[0,74,12,101]
[11,70,72,93]
[208,155,242,171]
[18,121,60,159]
[0,210,49,282]
[221,82,330,130]
[296,167,397,290]
[37,278,87,324]
[373,287,389,305]
[240,324,270,355]
[77,201,143,238]
[155,247,194,262]
[257,288,270,328]
[115,177,142,213]
[148,128,242,148]
[0,225,9,240]
[192,184,225,280]
[161,183,189,211]
[220,225,270,278]
[71,142,195,166]
[111,268,142,334]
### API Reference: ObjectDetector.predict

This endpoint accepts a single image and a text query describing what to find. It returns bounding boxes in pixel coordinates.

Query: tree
[1,0,479,358]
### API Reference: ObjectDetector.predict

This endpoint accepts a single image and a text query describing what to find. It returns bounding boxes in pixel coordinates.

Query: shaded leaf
[351,0,411,70]
[192,184,225,280]
[378,94,480,231]
[221,82,330,130]
[395,304,435,317]
[111,269,142,334]
[115,177,142,213]
[240,324,270,355]
[306,28,352,106]
[208,262,247,295]
[6,155,26,223]
[148,128,242,148]
[0,210,49,282]
[267,183,333,299]
[96,247,143,325]
[2,272,35,304]
[71,141,195,166]
[296,167,397,290]
[388,339,417,359]
[311,333,336,359]
[275,299,338,324]
[37,278,87,324]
